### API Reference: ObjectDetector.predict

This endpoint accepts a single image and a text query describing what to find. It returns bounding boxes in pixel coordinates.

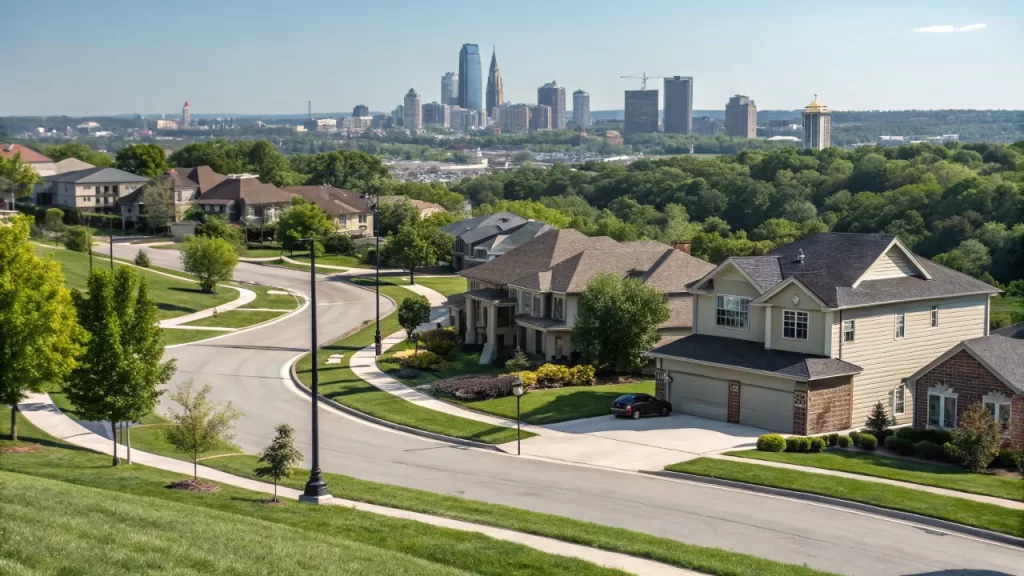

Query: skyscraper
[725,95,757,139]
[352,104,370,118]
[422,102,450,128]
[403,89,421,132]
[486,47,503,118]
[537,81,566,129]
[458,44,482,112]
[572,90,590,128]
[802,96,831,150]
[663,76,693,134]
[624,90,659,136]
[529,105,552,131]
[441,72,458,106]
[181,101,191,130]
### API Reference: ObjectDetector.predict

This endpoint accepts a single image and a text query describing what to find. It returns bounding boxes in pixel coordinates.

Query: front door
[534,330,543,356]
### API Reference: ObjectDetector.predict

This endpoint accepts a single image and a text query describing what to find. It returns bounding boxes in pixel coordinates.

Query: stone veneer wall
[807,376,854,435]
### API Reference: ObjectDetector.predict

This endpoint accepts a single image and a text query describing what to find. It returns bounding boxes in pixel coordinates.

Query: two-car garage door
[668,373,794,432]
[739,384,793,431]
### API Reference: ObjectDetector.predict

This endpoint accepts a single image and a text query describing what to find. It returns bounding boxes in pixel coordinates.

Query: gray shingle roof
[642,250,716,295]
[443,212,527,244]
[44,167,150,184]
[480,221,553,256]
[284,185,366,216]
[730,256,783,292]
[662,296,695,329]
[197,177,291,206]
[648,335,863,380]
[962,332,1024,394]
[460,228,617,286]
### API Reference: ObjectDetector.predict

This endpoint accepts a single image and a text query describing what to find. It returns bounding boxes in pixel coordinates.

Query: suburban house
[908,323,1023,450]
[120,166,228,225]
[194,175,292,223]
[40,167,149,213]
[284,185,374,235]
[443,212,552,271]
[447,228,714,364]
[379,195,446,219]
[646,233,999,435]
[1,143,56,177]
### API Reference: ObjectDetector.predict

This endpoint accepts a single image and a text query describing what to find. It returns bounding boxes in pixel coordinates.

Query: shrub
[535,363,571,388]
[419,328,458,357]
[837,435,852,448]
[434,374,517,401]
[809,437,826,453]
[397,350,445,372]
[827,433,839,447]
[946,402,1002,472]
[362,247,379,265]
[756,434,786,452]
[895,427,952,445]
[518,371,537,387]
[566,364,596,387]
[864,401,893,441]
[914,441,945,461]
[884,435,916,457]
[848,431,862,445]
[998,450,1023,470]
[134,249,151,268]
[785,437,799,452]
[858,434,878,450]
[793,437,811,453]
[322,232,355,255]
[62,226,91,252]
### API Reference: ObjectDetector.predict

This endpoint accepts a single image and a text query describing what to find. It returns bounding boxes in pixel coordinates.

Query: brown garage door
[739,384,793,432]
[670,374,729,421]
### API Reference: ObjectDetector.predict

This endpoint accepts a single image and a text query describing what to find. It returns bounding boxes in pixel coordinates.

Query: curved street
[119,241,1024,576]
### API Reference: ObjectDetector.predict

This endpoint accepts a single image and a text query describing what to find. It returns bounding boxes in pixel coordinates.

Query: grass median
[451,381,655,426]
[667,457,1024,537]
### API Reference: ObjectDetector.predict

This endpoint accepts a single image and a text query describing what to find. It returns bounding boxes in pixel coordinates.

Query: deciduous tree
[255,424,303,502]
[139,182,175,233]
[164,379,241,479]
[180,235,238,293]
[42,143,114,167]
[945,402,1002,473]
[115,143,168,178]
[398,295,431,351]
[385,224,435,284]
[277,196,337,253]
[0,152,41,200]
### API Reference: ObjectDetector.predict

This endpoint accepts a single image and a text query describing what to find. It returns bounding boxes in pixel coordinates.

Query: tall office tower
[725,95,757,138]
[352,104,370,118]
[182,101,191,129]
[663,76,693,134]
[624,90,659,136]
[441,72,458,105]
[493,104,531,134]
[802,96,831,150]
[529,105,552,131]
[458,44,482,112]
[403,89,422,132]
[392,104,405,128]
[572,90,590,128]
[485,47,504,117]
[537,81,567,129]
[422,102,450,128]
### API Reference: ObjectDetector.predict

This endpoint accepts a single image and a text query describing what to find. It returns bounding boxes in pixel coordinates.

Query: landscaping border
[164,287,309,349]
[647,469,1024,549]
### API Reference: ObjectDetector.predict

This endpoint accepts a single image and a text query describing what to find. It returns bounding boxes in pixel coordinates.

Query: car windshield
[614,395,634,403]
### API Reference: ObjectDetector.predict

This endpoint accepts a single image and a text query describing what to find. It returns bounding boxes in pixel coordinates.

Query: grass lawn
[992,296,1024,325]
[37,246,235,320]
[240,284,302,310]
[416,276,468,297]
[290,252,375,269]
[667,458,1023,538]
[161,329,224,346]
[0,413,835,576]
[453,381,656,426]
[295,283,529,445]
[728,449,1024,502]
[378,339,504,387]
[150,242,182,250]
[183,309,285,329]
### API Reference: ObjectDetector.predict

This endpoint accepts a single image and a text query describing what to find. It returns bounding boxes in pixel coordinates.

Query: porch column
[465,299,476,344]
[763,305,772,349]
[487,305,497,343]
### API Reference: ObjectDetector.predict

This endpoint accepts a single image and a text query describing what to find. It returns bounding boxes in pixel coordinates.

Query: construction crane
[620,72,668,91]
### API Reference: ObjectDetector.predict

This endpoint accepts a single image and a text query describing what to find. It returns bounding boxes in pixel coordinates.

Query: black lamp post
[361,187,383,356]
[512,376,525,456]
[299,237,330,503]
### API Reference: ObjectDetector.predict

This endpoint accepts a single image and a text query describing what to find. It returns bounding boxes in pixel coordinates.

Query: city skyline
[2,0,1022,116]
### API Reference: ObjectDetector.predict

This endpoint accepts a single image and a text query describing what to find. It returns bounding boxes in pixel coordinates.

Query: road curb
[645,469,1024,549]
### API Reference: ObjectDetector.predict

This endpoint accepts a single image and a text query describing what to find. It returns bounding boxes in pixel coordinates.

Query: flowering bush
[535,364,571,387]
[566,365,596,387]
[518,371,538,387]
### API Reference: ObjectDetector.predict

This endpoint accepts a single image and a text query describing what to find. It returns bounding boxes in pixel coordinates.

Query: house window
[521,292,532,314]
[893,382,907,416]
[358,214,367,224]
[783,310,808,340]
[552,296,564,321]
[532,296,542,318]
[930,305,939,328]
[474,248,487,259]
[715,295,750,330]
[983,394,1012,435]
[554,336,563,358]
[176,190,182,202]
[469,281,479,291]
[340,215,348,227]
[843,319,855,343]
[927,387,957,429]
[894,313,906,339]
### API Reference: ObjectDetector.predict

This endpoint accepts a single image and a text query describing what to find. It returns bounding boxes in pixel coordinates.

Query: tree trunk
[126,424,132,465]
[111,421,119,466]
[193,457,198,480]
[410,268,415,285]
[274,480,278,503]
[9,405,17,442]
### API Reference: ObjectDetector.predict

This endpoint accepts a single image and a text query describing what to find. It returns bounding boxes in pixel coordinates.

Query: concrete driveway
[520,414,765,471]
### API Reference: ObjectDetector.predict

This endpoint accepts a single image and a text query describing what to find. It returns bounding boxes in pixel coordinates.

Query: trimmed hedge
[837,435,852,448]
[848,431,862,445]
[809,437,826,453]
[997,450,1023,470]
[858,434,878,450]
[827,433,839,447]
[895,427,952,445]
[914,440,945,461]
[418,328,458,357]
[396,350,445,371]
[756,434,786,452]
[884,435,916,457]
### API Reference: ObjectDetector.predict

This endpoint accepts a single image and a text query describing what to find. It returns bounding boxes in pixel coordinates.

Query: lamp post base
[298,493,334,505]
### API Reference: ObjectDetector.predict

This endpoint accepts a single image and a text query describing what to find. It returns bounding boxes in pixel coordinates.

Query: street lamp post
[299,237,331,503]
[362,187,383,356]
[512,376,525,456]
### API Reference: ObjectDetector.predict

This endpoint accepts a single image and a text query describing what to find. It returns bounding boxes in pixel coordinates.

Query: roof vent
[797,249,805,264]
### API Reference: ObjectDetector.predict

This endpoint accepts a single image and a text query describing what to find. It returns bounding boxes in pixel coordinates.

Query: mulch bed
[0,444,43,454]
[166,479,220,493]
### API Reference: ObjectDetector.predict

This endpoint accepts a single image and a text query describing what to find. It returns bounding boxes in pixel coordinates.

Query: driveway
[522,414,765,471]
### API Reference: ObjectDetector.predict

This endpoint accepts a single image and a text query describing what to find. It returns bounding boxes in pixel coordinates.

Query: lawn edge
[164,288,309,349]
[648,469,1024,548]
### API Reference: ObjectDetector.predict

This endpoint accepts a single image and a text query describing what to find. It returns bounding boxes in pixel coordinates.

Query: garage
[670,374,729,421]
[739,384,794,432]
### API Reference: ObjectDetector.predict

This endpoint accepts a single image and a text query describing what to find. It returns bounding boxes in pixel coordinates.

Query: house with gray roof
[908,323,1023,451]
[194,175,293,223]
[449,228,714,364]
[646,233,1000,435]
[442,212,551,271]
[119,166,229,226]
[42,167,150,213]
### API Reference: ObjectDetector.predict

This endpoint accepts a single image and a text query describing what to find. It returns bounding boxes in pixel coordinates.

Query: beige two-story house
[42,167,149,213]
[647,233,999,435]
[284,185,375,236]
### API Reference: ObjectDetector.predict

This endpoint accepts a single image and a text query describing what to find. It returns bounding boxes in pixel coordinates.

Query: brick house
[908,323,1023,451]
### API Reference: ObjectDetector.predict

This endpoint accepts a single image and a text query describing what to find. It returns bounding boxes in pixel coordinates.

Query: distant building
[725,95,757,139]
[352,104,370,118]
[41,167,149,213]
[529,105,552,131]
[537,81,567,129]
[182,101,191,130]
[493,104,531,134]
[341,116,373,133]
[404,89,422,132]
[877,135,907,147]
[371,114,387,129]
[663,76,693,134]
[285,185,374,236]
[624,90,659,136]
[77,121,102,135]
[449,106,481,133]
[458,44,482,112]
[422,102,450,128]
[392,105,405,128]
[0,143,56,177]
[379,196,446,219]
[304,118,337,132]
[802,96,831,150]
[486,47,504,118]
[605,130,624,146]
[441,72,459,106]
[154,119,180,130]
[572,90,591,128]
[693,116,721,136]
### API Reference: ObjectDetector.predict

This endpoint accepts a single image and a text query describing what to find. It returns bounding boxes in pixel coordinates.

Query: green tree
[255,423,303,502]
[572,273,669,373]
[0,152,41,200]
[139,182,176,233]
[398,295,431,352]
[298,150,391,190]
[180,235,238,293]
[505,349,529,374]
[65,267,176,464]
[377,199,421,237]
[0,216,83,440]
[473,199,571,228]
[115,143,168,178]
[42,143,113,167]
[248,140,302,187]
[385,224,435,284]
[43,208,64,241]
[197,214,244,247]
[164,379,241,479]
[945,402,1002,473]
[933,239,992,278]
[277,196,337,253]
[416,222,455,266]
[63,225,92,252]
[863,401,892,440]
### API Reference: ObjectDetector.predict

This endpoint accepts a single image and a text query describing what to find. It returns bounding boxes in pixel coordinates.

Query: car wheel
[632,410,641,420]
[661,407,670,417]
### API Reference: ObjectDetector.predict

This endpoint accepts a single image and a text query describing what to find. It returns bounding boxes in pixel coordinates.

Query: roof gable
[910,334,1024,395]
[690,259,771,296]
[198,177,291,205]
[852,239,931,287]
[0,143,51,163]
[460,228,615,286]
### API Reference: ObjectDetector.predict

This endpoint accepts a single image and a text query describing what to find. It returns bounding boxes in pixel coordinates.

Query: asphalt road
[123,241,1024,576]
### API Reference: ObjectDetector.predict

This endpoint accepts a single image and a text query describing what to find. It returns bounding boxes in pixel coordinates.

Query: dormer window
[716,295,750,330]
[783,310,808,340]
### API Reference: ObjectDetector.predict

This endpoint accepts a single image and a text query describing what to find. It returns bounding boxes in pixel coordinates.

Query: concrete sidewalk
[16,392,696,576]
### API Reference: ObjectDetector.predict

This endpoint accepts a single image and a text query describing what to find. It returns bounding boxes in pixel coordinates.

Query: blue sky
[3,0,1021,116]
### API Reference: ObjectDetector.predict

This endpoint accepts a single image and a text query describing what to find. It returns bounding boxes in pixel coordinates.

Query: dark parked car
[611,393,672,419]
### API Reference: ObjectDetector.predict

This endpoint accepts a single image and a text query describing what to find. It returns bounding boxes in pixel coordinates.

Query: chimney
[671,241,691,255]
